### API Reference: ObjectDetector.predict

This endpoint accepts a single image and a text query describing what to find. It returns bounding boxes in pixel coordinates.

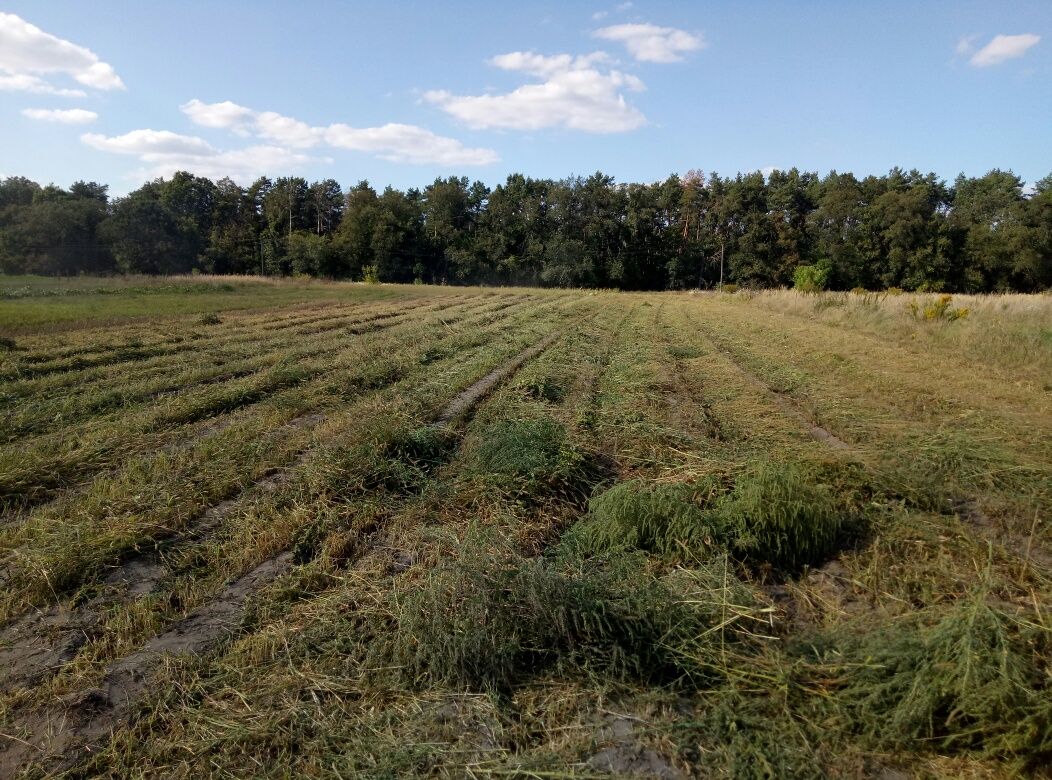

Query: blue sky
[1,1,1049,194]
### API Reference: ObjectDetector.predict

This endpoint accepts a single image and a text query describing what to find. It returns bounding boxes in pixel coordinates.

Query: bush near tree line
[1,167,1049,292]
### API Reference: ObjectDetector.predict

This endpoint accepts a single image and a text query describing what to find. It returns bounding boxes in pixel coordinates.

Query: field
[0,276,1049,778]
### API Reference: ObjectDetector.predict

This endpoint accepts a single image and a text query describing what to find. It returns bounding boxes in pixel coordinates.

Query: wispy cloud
[968,33,1040,67]
[593,22,703,63]
[424,51,646,133]
[181,99,498,165]
[22,107,97,123]
[592,2,632,21]
[0,73,86,97]
[955,35,977,56]
[81,128,325,182]
[0,12,124,94]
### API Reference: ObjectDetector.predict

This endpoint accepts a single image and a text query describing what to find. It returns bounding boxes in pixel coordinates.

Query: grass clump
[829,590,1051,768]
[679,691,827,780]
[668,344,703,359]
[563,478,727,560]
[876,427,1031,512]
[365,425,458,492]
[196,312,222,325]
[571,460,866,572]
[721,460,862,572]
[380,540,758,691]
[470,418,599,500]
[521,374,569,404]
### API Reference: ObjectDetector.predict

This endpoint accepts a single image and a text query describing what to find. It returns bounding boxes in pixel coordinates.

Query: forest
[0,167,1049,292]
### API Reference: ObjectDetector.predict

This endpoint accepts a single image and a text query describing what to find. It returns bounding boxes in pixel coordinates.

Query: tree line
[1,167,1049,291]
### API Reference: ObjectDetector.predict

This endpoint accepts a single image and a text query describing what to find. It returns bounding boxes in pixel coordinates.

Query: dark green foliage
[571,460,865,571]
[2,167,1049,290]
[830,592,1052,767]
[679,692,826,780]
[386,425,458,469]
[367,425,458,492]
[720,460,862,571]
[0,336,16,351]
[381,542,757,691]
[563,478,727,559]
[470,418,599,500]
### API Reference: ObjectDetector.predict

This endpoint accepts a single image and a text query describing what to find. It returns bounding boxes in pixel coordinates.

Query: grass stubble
[0,278,1048,778]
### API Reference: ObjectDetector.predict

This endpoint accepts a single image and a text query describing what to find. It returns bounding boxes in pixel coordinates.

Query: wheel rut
[0,330,563,779]
[691,320,852,451]
[0,412,327,694]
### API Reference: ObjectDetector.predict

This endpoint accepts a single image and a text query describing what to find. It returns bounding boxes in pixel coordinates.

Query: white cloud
[324,123,498,165]
[134,146,324,182]
[75,61,124,90]
[593,23,703,63]
[81,128,325,182]
[255,111,323,148]
[0,73,86,97]
[82,129,216,157]
[180,98,256,132]
[22,107,97,124]
[424,51,646,133]
[0,12,124,94]
[969,33,1040,67]
[592,3,631,21]
[181,99,498,165]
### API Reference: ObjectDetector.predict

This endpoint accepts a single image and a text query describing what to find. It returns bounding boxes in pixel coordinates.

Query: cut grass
[569,458,869,572]
[469,417,603,502]
[1,279,1048,780]
[378,534,761,691]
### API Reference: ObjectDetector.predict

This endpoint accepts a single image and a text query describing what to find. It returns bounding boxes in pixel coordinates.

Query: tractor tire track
[691,320,851,451]
[0,328,565,779]
[0,301,561,698]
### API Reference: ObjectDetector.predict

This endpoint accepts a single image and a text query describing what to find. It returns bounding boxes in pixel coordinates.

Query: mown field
[0,276,1049,779]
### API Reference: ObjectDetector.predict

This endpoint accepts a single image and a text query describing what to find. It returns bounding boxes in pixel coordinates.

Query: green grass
[0,278,1048,779]
[0,273,407,334]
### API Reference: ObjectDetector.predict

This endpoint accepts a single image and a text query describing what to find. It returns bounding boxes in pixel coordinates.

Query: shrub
[362,264,380,284]
[793,263,830,294]
[909,294,970,322]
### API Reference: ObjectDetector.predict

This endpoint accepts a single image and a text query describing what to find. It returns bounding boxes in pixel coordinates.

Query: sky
[0,1,1049,195]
